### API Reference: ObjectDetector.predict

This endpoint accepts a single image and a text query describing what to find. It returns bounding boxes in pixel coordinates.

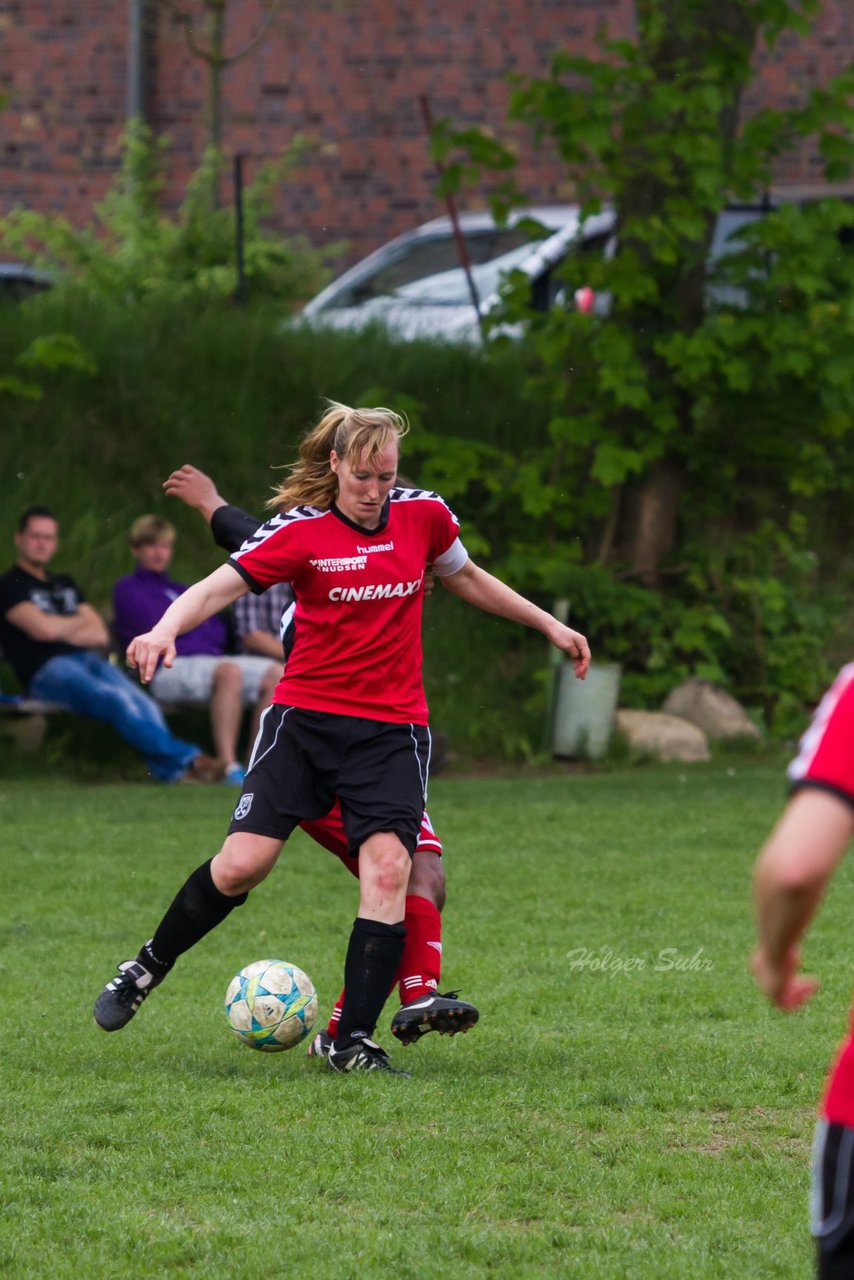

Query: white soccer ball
[224,959,319,1052]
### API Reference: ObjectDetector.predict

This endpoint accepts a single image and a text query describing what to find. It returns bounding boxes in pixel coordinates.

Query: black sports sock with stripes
[335,917,406,1047]
[141,859,248,976]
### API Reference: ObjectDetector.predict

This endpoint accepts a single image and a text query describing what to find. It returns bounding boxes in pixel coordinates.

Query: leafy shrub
[0,122,333,307]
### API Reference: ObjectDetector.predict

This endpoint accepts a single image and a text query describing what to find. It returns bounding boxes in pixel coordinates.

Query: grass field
[1,760,848,1278]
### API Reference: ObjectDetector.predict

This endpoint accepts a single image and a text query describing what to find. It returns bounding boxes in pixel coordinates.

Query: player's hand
[749,945,819,1011]
[163,465,223,514]
[548,621,591,680]
[423,567,437,597]
[126,630,176,684]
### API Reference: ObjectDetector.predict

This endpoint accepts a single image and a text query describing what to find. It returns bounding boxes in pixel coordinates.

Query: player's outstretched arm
[440,559,590,679]
[750,789,854,1011]
[127,563,249,684]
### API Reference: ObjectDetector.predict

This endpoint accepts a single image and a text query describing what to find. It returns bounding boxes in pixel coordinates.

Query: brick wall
[1,0,851,267]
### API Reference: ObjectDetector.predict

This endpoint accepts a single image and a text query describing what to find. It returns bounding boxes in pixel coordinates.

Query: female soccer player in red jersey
[163,462,470,1055]
[751,663,854,1277]
[94,402,590,1075]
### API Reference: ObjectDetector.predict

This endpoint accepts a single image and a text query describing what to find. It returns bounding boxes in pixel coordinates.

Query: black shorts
[813,1120,854,1279]
[227,705,431,856]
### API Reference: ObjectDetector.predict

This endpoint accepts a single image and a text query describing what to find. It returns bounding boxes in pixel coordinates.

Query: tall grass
[0,293,546,599]
[0,294,552,756]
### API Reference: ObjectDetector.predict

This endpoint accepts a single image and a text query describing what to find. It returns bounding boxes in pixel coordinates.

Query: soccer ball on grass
[224,959,318,1051]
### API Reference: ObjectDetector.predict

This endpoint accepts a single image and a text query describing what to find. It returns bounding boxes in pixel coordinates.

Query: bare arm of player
[162,464,228,523]
[750,789,854,1011]
[126,563,250,684]
[440,558,590,679]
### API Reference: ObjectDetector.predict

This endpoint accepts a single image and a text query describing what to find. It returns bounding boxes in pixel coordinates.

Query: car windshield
[324,227,539,309]
[390,242,542,306]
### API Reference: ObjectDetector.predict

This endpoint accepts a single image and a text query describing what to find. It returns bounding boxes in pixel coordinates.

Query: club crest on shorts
[233,792,254,821]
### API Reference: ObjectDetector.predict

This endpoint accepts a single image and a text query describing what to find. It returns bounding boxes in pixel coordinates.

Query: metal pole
[233,153,246,306]
[418,94,487,344]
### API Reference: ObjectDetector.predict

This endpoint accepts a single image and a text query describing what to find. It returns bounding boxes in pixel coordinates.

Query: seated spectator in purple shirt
[112,515,280,786]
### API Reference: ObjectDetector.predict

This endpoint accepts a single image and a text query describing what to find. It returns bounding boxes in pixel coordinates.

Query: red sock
[327,895,443,1031]
[397,894,442,1005]
[326,994,344,1038]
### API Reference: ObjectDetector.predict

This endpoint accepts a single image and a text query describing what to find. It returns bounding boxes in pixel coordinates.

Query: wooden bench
[0,644,264,754]
[0,639,68,750]
[0,691,67,751]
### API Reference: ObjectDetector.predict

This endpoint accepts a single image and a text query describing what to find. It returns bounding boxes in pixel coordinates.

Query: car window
[327,228,536,308]
[394,242,546,305]
[707,208,766,261]
[394,225,612,309]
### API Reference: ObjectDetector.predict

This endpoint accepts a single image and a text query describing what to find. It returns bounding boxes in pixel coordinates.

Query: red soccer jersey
[788,662,854,806]
[787,665,854,1124]
[229,488,466,724]
[823,1027,854,1127]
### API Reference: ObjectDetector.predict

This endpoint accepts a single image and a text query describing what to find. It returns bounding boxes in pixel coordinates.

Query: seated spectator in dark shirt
[112,515,280,785]
[0,506,219,783]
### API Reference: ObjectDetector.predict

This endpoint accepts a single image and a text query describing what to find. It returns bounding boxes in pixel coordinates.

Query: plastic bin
[552,660,621,760]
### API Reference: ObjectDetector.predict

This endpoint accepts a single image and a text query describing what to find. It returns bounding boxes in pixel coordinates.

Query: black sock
[335,918,406,1047]
[144,859,248,972]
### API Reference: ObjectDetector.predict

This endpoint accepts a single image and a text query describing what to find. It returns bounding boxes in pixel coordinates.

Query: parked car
[0,263,52,302]
[299,205,771,343]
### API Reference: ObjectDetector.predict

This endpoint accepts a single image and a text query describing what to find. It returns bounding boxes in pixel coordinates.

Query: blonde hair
[129,514,175,547]
[266,401,408,511]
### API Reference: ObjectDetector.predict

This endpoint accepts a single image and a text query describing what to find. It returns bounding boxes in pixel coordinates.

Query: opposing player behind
[750,663,854,1278]
[94,401,589,1076]
[162,463,474,1053]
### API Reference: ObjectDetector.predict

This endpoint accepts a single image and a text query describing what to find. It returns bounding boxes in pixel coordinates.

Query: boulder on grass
[662,678,762,742]
[616,709,710,762]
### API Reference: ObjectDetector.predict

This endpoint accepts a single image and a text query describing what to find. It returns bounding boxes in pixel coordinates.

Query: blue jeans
[30,652,201,782]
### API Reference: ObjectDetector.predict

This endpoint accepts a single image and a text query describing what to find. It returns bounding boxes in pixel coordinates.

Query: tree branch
[155,0,283,67]
[156,0,211,62]
[223,2,282,66]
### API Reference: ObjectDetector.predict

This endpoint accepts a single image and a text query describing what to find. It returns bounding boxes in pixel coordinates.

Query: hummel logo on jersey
[330,577,422,603]
[356,541,394,554]
[309,555,367,573]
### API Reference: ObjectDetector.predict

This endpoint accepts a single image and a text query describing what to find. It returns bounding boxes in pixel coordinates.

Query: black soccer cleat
[327,1037,411,1077]
[390,990,479,1045]
[94,959,161,1031]
[306,1028,333,1060]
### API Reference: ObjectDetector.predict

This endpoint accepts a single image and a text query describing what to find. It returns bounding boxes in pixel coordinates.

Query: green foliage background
[0,295,554,758]
[3,2,854,754]
[1,291,850,757]
[424,0,854,735]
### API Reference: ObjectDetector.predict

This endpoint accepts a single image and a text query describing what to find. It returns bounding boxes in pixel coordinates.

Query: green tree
[156,0,283,202]
[434,0,854,576]
[421,0,854,723]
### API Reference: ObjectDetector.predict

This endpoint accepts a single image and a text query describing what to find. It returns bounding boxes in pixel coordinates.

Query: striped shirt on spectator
[232,581,295,652]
